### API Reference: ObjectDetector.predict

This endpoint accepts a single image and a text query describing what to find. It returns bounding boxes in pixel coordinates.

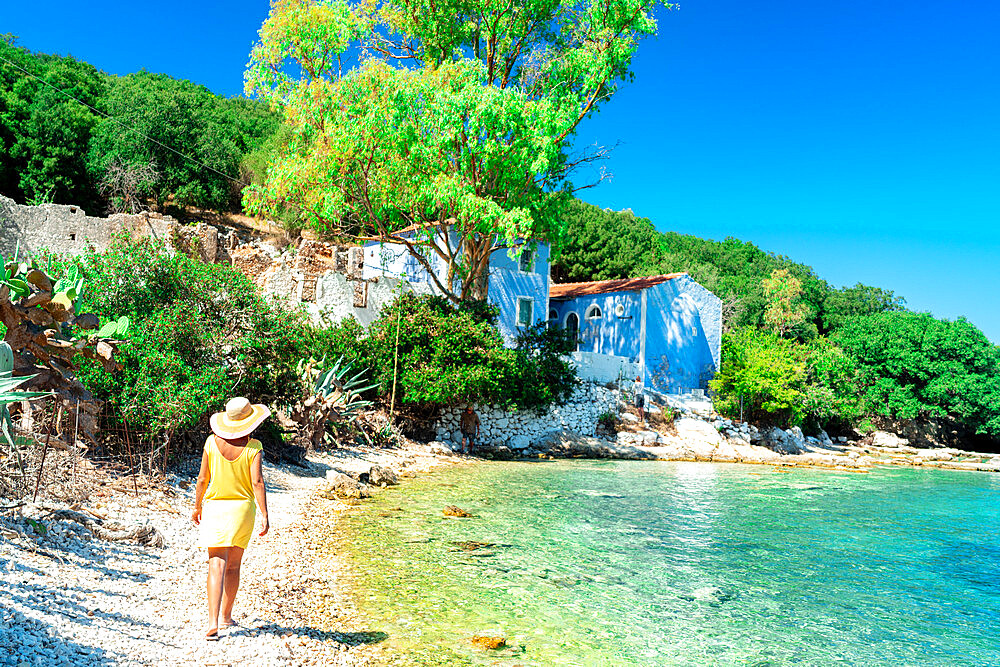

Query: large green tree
[0,39,106,208]
[244,0,674,302]
[832,312,1000,437]
[88,72,279,211]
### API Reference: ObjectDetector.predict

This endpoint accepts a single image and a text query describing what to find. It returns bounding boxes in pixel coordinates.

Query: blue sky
[5,1,998,341]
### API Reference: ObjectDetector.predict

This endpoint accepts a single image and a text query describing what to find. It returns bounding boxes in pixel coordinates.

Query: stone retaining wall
[434,382,620,450]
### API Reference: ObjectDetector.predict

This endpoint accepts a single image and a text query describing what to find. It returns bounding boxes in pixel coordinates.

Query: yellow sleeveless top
[204,436,262,502]
[198,436,263,549]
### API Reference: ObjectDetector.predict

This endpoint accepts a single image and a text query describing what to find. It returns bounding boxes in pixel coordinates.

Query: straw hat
[210,397,271,439]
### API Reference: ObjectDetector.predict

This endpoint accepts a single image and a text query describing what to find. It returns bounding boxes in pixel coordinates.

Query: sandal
[205,629,220,641]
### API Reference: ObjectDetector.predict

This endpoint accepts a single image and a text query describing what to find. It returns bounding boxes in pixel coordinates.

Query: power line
[0,51,250,188]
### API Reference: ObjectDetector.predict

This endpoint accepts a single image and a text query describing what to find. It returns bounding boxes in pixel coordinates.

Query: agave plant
[0,250,124,444]
[293,356,377,449]
[0,341,51,495]
[0,342,49,446]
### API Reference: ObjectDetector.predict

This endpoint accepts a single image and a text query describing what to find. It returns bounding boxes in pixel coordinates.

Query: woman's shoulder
[247,438,264,453]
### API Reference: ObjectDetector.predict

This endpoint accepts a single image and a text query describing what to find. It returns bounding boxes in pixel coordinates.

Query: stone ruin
[0,195,234,265]
[0,196,428,329]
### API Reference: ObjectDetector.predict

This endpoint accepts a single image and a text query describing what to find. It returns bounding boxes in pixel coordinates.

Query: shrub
[710,327,806,426]
[333,293,577,411]
[832,312,1000,437]
[63,238,343,441]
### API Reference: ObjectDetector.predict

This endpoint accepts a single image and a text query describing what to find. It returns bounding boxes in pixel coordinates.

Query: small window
[585,304,603,320]
[548,308,558,320]
[517,298,534,327]
[615,304,625,317]
[69,233,76,241]
[518,249,534,273]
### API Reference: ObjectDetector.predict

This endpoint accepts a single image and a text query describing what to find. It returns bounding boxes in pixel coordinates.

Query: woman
[191,397,271,641]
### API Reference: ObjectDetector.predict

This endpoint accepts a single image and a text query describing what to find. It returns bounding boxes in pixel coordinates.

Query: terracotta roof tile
[549,273,687,299]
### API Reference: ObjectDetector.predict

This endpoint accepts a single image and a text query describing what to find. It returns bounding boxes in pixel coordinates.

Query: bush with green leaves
[328,293,577,411]
[60,238,343,441]
[0,38,279,212]
[710,327,806,427]
[832,312,1000,437]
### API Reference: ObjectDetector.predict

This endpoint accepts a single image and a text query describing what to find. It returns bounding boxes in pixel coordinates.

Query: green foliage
[510,323,580,408]
[0,39,281,212]
[325,293,577,410]
[63,238,343,439]
[710,328,806,427]
[821,283,905,331]
[798,338,864,431]
[550,200,664,283]
[89,72,279,210]
[0,40,105,208]
[832,312,1000,436]
[762,269,815,340]
[244,0,673,302]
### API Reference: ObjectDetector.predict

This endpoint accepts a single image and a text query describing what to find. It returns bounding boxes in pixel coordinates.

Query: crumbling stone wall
[0,195,225,264]
[230,237,433,327]
[1,196,425,329]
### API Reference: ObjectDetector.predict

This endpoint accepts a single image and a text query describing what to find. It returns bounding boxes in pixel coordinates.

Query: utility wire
[0,51,250,189]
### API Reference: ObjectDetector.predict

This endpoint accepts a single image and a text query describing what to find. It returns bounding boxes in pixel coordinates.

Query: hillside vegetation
[0,37,278,213]
[552,199,1000,445]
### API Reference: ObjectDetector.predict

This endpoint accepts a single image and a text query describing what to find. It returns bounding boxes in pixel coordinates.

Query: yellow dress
[198,436,262,549]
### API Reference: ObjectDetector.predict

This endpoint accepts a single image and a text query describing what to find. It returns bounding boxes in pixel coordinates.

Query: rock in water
[443,505,472,517]
[470,633,506,650]
[368,465,398,486]
[323,471,371,499]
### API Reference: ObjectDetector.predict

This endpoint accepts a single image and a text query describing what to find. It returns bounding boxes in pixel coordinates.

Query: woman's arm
[191,448,211,524]
[250,451,269,536]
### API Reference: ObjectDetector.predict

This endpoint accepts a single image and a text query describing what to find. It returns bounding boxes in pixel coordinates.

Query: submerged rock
[680,585,736,604]
[443,505,473,518]
[450,540,496,551]
[470,633,507,650]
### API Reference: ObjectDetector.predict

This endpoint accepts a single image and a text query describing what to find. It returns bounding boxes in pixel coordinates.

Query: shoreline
[0,442,463,667]
[3,435,997,667]
[467,420,1000,474]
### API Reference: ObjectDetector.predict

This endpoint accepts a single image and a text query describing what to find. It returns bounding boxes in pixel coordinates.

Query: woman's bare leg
[220,546,245,625]
[206,547,229,636]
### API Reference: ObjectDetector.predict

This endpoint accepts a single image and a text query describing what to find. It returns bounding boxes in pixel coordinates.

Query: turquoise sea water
[342,461,1000,665]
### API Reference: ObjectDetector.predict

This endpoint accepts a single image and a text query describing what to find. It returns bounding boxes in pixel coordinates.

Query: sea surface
[342,461,1000,665]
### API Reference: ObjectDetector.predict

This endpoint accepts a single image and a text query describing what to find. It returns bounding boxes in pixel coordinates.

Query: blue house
[362,228,550,343]
[363,231,721,393]
[549,274,722,393]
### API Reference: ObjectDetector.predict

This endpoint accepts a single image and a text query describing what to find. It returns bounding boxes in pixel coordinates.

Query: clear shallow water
[342,461,1000,665]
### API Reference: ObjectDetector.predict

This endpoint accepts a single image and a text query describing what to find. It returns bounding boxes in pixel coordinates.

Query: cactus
[97,316,130,339]
[0,256,123,445]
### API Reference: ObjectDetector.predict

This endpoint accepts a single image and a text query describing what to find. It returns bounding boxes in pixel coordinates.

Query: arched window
[548,309,558,320]
[585,304,603,320]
